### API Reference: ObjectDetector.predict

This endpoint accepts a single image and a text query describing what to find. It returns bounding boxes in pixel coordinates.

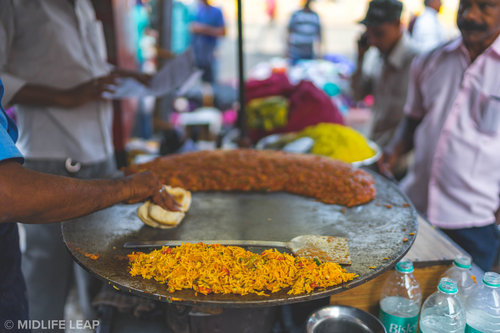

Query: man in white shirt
[411,0,448,52]
[0,0,152,325]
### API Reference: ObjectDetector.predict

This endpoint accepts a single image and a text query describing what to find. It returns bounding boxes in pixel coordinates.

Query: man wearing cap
[351,0,419,177]
[380,0,500,271]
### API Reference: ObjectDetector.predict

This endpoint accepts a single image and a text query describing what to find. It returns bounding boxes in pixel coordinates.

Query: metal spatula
[123,235,351,265]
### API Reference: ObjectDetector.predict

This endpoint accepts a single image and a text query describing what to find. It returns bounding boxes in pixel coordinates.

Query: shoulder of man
[413,38,458,74]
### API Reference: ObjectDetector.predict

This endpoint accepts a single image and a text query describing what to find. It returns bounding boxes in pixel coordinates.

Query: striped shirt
[287,9,321,61]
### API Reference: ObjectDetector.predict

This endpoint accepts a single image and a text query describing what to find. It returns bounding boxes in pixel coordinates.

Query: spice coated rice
[128,243,357,296]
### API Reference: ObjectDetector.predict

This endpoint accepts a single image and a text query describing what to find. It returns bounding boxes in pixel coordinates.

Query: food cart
[62,167,422,331]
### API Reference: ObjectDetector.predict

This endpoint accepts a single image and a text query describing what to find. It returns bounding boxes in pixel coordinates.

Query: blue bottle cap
[395,260,414,273]
[438,278,458,294]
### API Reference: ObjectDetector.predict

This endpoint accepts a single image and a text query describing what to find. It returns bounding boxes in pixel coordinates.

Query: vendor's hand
[63,75,117,107]
[123,171,181,211]
[151,186,182,212]
[378,150,397,181]
[190,22,206,34]
[112,68,152,86]
[378,142,405,182]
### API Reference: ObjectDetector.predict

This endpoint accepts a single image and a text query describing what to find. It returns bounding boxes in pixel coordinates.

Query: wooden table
[329,215,472,314]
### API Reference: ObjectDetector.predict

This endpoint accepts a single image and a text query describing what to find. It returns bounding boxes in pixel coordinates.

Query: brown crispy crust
[125,149,376,207]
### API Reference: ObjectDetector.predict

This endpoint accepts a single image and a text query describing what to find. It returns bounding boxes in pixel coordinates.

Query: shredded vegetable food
[297,123,375,163]
[128,243,357,296]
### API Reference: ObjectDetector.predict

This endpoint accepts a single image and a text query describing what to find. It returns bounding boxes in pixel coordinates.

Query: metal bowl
[255,133,284,150]
[351,140,381,167]
[306,305,386,333]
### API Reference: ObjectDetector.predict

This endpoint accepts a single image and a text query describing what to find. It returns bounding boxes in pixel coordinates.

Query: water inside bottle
[380,296,420,318]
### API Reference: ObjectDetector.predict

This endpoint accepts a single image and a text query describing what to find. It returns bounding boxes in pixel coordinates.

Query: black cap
[359,0,403,26]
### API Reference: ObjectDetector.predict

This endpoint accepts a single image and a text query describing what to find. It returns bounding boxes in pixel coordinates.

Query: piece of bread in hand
[137,186,192,228]
[137,201,172,229]
[161,185,192,212]
[148,203,185,227]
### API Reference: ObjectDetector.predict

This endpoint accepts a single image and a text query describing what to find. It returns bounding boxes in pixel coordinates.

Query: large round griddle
[62,171,417,307]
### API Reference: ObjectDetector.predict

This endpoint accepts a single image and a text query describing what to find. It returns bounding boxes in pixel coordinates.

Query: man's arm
[350,32,373,101]
[10,75,118,109]
[190,23,226,37]
[378,116,421,176]
[377,48,427,177]
[111,68,152,86]
[0,160,179,224]
[10,68,156,109]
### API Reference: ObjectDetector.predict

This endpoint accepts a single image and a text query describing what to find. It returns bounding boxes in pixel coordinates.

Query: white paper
[106,49,200,99]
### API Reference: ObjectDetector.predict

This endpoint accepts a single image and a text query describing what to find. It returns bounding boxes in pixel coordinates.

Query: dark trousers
[0,224,30,333]
[441,223,500,271]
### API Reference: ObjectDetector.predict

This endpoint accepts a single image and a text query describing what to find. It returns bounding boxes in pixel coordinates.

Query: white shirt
[0,0,113,164]
[412,7,447,52]
[351,33,419,147]
[401,36,500,229]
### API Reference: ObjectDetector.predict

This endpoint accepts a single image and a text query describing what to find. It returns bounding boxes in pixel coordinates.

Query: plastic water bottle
[442,255,476,303]
[419,278,466,332]
[465,272,500,333]
[379,260,422,333]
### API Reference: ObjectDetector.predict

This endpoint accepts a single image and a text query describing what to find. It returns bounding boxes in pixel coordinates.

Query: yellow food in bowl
[298,123,375,163]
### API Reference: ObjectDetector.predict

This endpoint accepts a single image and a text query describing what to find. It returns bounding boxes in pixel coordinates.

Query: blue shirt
[191,3,224,67]
[0,79,29,329]
[0,90,23,163]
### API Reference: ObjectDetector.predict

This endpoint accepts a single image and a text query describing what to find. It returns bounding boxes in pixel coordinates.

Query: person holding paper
[0,76,180,328]
[0,0,150,325]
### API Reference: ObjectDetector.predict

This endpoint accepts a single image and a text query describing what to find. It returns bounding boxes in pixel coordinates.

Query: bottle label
[465,324,484,333]
[379,309,418,333]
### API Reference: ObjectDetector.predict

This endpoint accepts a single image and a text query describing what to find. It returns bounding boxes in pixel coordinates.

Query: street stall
[60,147,475,333]
[64,2,476,332]
[62,149,418,331]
